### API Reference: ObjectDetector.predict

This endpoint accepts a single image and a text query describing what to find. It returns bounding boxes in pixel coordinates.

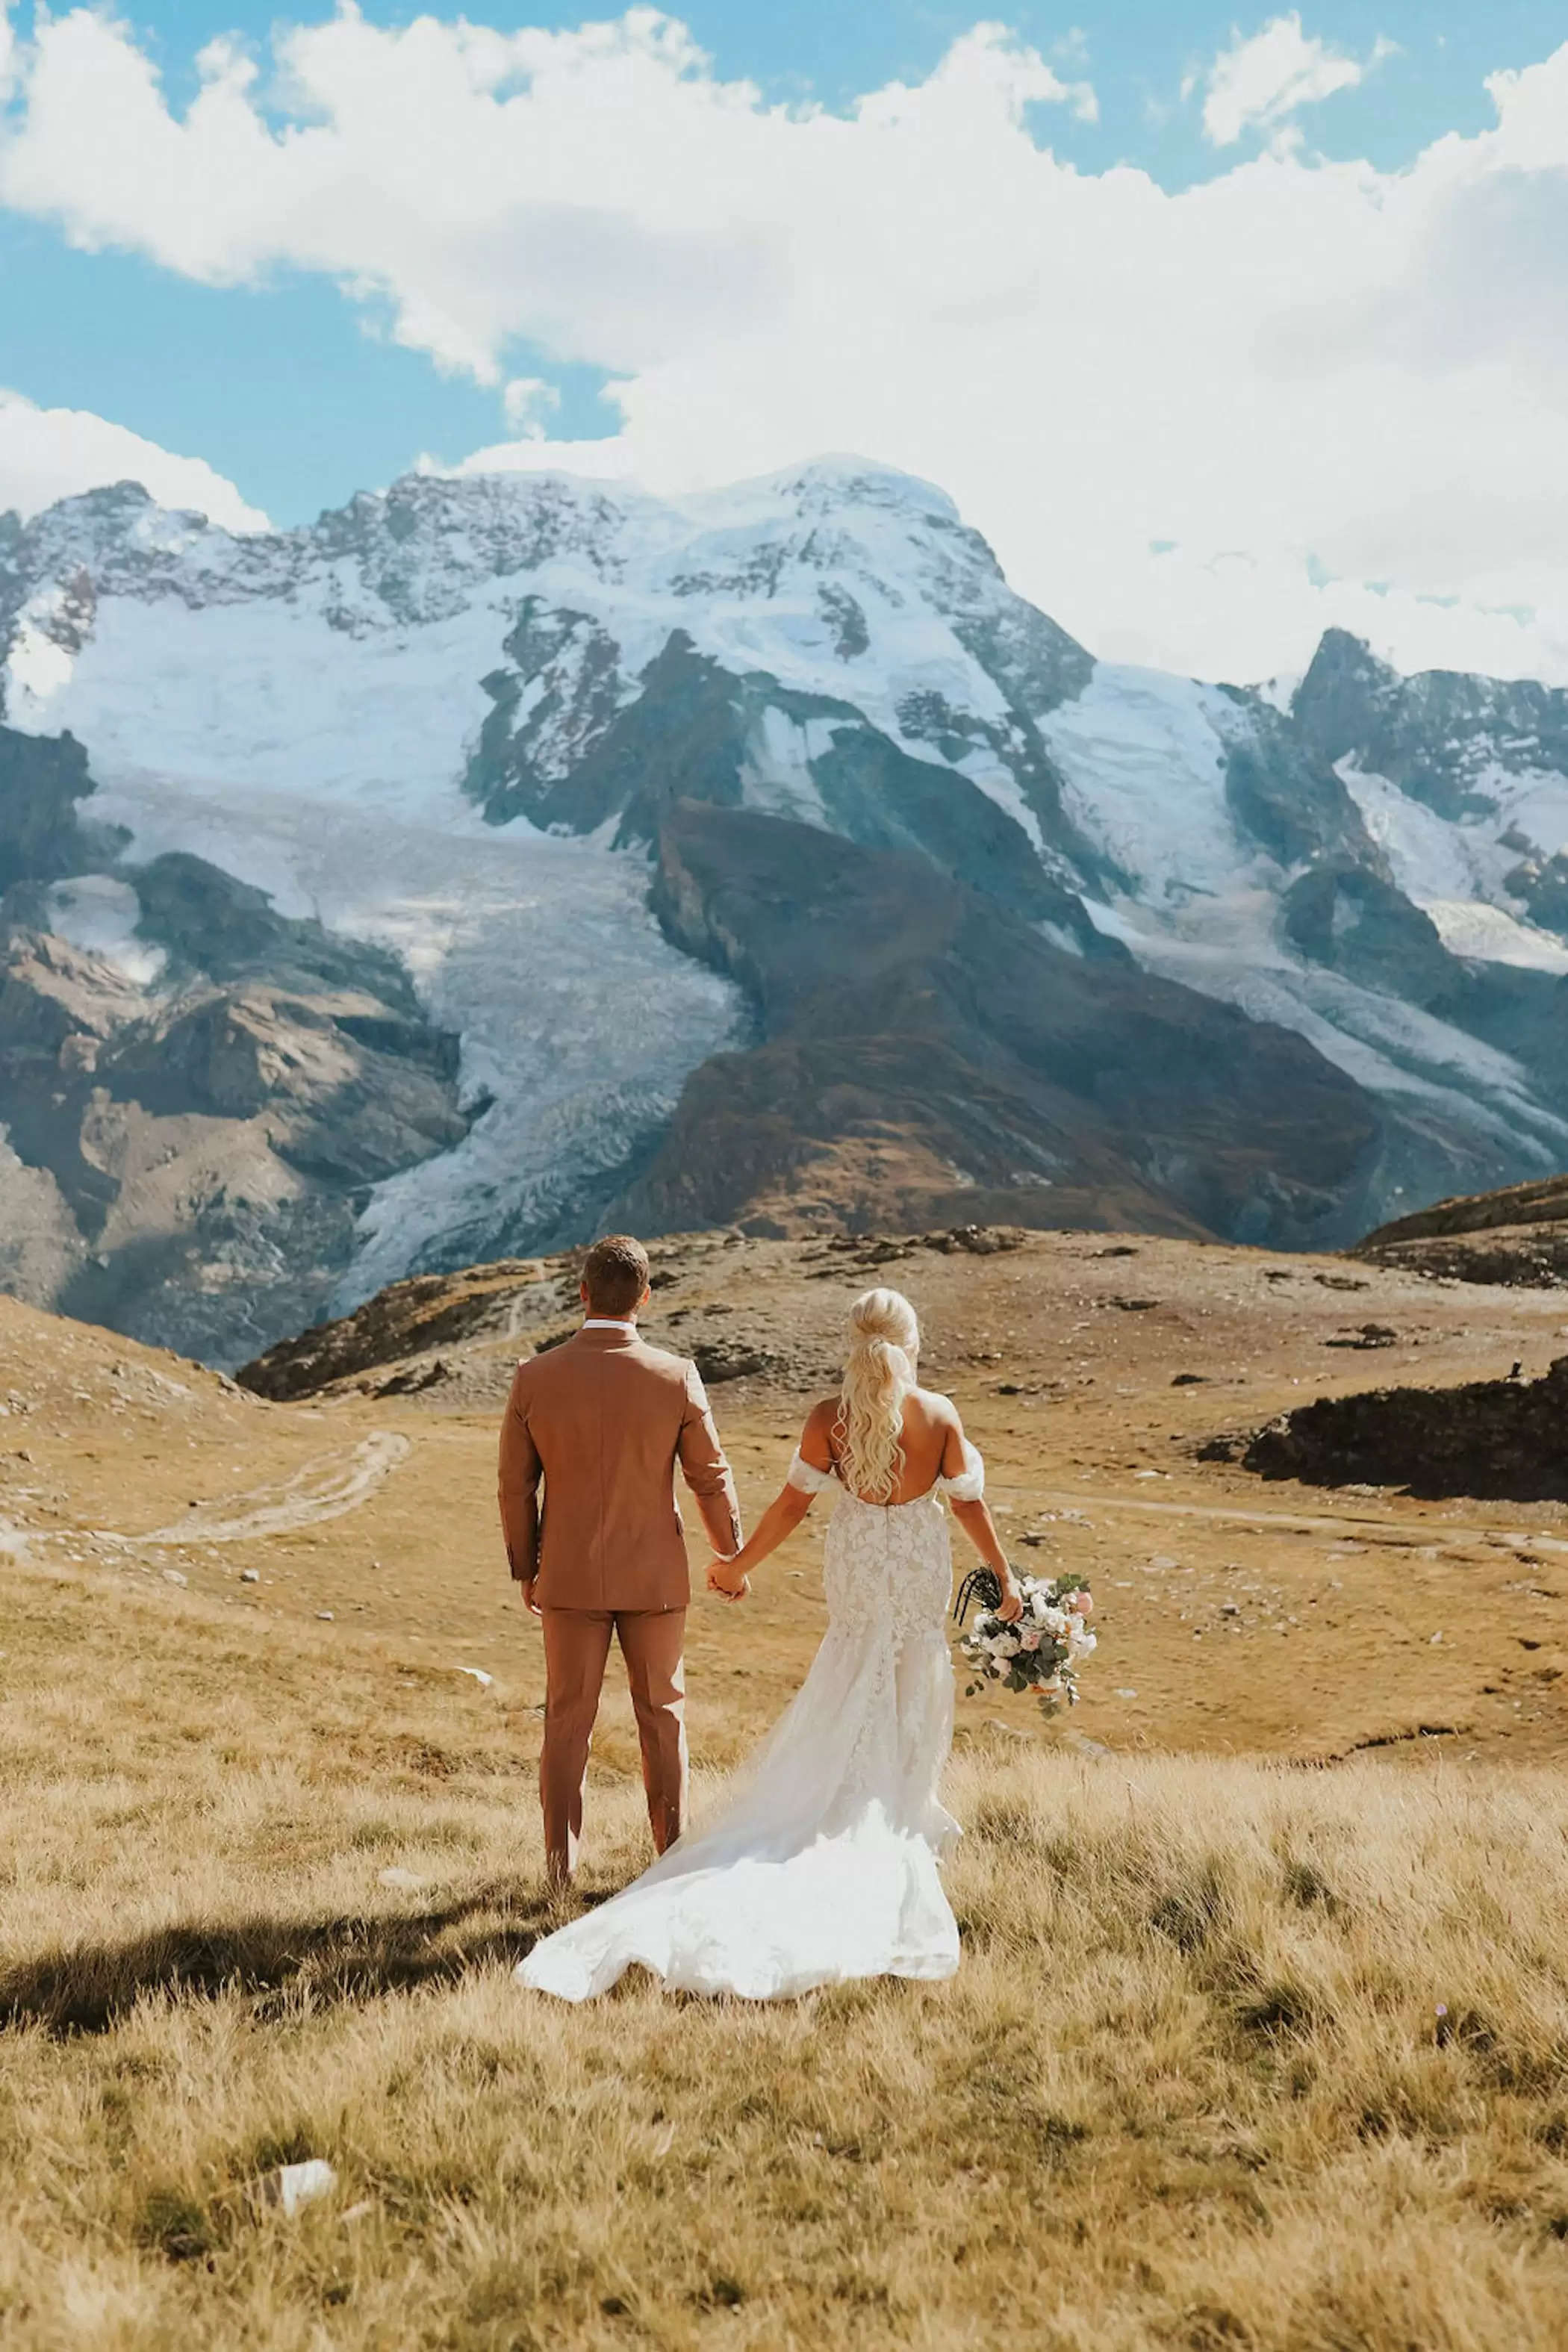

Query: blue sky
[3,1,1564,526]
[3,3,1567,684]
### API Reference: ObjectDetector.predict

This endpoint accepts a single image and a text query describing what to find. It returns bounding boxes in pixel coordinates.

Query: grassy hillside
[5,1553,1568,2351]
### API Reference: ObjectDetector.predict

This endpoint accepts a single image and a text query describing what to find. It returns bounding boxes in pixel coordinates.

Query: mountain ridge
[5,454,1568,1359]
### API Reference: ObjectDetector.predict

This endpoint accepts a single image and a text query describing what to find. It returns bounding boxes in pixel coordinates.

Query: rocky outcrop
[1281,860,1568,1124]
[237,1256,562,1399]
[1282,862,1454,1001]
[1505,848,1568,939]
[0,927,143,1060]
[0,726,112,891]
[1363,1172,1568,1244]
[98,985,464,1175]
[1292,626,1568,825]
[467,628,1099,924]
[1216,694,1384,873]
[610,800,1381,1248]
[235,1220,1030,1401]
[1239,1357,1568,1500]
[1354,1172,1568,1287]
[128,852,429,1007]
[0,825,472,1363]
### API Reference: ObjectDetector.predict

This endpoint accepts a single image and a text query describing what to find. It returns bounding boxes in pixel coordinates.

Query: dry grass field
[7,1555,1568,2351]
[5,1231,1568,2347]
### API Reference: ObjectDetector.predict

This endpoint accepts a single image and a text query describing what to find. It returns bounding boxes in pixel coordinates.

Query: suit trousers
[539,1606,688,1877]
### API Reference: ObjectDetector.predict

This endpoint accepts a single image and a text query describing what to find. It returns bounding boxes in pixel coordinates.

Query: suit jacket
[497,1323,743,1612]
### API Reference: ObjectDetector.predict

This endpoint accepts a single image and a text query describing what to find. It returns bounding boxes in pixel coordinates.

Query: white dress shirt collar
[582,1317,638,1331]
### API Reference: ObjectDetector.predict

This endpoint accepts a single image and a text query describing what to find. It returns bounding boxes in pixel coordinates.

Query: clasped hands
[707,1555,750,1604]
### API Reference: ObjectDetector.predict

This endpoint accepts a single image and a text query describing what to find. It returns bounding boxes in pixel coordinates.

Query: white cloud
[1,10,1567,684]
[0,10,1090,382]
[426,429,642,485]
[501,376,561,435]
[1200,14,1391,149]
[0,392,270,532]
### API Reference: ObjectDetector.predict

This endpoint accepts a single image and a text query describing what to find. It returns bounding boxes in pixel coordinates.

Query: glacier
[63,765,744,1318]
[7,456,1568,1330]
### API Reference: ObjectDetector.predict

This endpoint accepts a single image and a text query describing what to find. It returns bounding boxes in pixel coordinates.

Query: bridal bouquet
[957,1571,1096,1718]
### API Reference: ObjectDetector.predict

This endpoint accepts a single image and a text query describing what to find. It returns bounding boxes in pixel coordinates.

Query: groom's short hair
[582,1233,650,1316]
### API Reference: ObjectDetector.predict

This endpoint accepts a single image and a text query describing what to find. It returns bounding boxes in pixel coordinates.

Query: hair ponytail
[835,1288,920,1502]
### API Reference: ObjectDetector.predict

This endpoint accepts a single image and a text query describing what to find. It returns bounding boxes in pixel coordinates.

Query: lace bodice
[785,1437,983,1642]
[828,1482,959,1638]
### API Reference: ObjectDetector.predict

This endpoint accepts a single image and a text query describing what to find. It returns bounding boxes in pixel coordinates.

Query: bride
[517,1287,1024,2003]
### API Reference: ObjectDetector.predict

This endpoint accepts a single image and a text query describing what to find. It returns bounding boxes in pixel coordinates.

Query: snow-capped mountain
[4,456,1568,1362]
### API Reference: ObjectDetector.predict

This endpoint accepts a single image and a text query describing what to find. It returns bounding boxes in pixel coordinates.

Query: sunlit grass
[4,1558,1568,2349]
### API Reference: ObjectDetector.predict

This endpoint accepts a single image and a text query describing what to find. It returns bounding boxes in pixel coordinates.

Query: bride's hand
[707,1556,750,1602]
[996,1575,1024,1624]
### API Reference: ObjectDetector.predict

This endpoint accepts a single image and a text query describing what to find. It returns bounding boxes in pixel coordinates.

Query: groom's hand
[707,1556,750,1603]
[517,1575,542,1617]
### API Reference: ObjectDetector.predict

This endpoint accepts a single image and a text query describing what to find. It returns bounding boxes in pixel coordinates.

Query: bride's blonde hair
[835,1287,920,1503]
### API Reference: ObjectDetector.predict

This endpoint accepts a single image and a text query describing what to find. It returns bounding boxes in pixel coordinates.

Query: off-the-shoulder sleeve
[786,1451,833,1494]
[936,1438,985,1502]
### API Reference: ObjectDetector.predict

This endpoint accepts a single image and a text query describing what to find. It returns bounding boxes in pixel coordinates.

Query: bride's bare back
[797,1387,968,1506]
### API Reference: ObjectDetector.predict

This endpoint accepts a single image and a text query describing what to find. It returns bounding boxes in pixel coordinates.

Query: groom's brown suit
[498,1322,742,1877]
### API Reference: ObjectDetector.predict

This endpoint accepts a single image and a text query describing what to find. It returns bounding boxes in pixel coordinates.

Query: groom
[498,1234,744,1889]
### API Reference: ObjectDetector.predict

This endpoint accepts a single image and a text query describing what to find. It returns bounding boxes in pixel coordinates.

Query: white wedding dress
[515,1441,986,2002]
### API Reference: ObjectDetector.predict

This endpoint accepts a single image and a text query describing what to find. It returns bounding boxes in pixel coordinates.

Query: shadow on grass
[0,1877,620,2036]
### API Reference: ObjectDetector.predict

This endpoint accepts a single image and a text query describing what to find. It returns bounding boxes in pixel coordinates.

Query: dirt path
[102,1432,411,1547]
[1027,1483,1564,1549]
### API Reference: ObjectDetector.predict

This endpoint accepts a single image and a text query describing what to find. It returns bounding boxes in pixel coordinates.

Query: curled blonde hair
[835,1288,920,1503]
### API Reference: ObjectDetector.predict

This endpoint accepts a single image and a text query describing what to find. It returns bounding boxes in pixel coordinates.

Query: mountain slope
[7,457,1568,1357]
[0,727,476,1361]
[617,799,1378,1245]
